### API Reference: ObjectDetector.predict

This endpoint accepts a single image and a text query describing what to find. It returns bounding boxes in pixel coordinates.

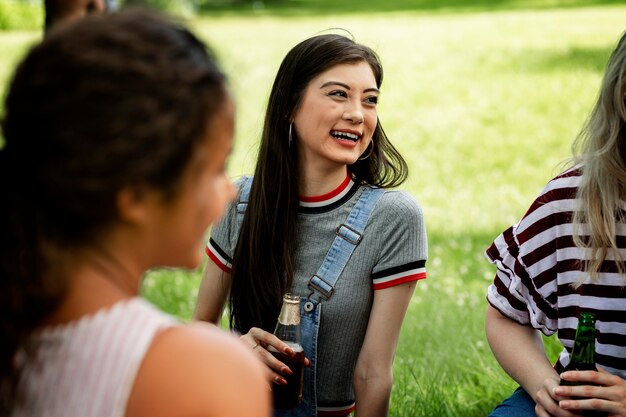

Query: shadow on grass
[198,0,626,17]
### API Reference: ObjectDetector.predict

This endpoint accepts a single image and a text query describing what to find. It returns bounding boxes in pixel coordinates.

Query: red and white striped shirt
[486,167,626,377]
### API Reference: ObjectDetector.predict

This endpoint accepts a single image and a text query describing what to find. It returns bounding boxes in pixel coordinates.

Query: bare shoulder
[126,321,270,417]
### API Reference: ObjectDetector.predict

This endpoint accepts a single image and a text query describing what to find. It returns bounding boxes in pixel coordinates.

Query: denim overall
[236,177,385,417]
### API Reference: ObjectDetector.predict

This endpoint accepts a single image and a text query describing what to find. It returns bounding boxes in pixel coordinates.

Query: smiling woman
[193,33,428,417]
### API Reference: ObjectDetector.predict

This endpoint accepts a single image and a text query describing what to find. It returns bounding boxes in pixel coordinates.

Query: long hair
[0,9,227,409]
[571,30,626,283]
[229,33,408,333]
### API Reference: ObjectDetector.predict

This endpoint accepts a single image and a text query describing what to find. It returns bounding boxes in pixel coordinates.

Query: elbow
[353,365,393,395]
[485,304,507,345]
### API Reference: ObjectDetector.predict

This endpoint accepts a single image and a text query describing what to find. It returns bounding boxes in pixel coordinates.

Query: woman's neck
[42,246,141,326]
[299,165,348,197]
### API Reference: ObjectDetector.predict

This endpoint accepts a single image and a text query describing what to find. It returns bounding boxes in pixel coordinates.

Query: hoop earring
[358,139,374,161]
[288,123,293,147]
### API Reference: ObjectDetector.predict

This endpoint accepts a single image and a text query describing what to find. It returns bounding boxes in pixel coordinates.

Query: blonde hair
[571,31,626,283]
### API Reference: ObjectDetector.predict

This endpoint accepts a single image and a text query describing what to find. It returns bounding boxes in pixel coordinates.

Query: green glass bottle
[560,311,598,382]
[560,311,606,417]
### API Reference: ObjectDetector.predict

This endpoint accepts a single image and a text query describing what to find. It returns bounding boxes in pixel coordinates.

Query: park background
[1,0,625,415]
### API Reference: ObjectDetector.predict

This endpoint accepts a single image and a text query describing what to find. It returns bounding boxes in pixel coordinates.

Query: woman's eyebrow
[320,81,379,94]
[321,81,351,89]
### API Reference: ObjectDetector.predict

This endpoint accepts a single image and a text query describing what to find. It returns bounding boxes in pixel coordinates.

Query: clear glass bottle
[269,293,304,409]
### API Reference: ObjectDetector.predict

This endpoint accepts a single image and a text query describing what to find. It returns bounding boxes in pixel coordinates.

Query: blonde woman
[485,32,626,417]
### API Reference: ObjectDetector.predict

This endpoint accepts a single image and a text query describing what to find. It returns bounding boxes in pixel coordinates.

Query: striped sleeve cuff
[372,260,426,290]
[318,401,355,416]
[205,238,232,273]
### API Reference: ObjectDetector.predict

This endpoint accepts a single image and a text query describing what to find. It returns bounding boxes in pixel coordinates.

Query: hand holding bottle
[269,293,305,409]
[550,312,615,417]
[534,376,579,417]
[556,368,626,416]
[240,326,302,386]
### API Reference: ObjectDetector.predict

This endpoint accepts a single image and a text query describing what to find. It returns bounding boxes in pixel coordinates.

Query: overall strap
[306,186,385,307]
[235,176,253,230]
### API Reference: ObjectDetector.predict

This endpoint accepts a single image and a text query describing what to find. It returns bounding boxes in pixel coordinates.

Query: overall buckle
[307,274,334,300]
[335,223,362,245]
[305,274,335,312]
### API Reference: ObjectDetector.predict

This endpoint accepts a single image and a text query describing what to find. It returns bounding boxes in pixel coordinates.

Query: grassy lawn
[1,3,625,416]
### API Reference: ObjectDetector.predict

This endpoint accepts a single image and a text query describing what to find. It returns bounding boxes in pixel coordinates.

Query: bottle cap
[283,293,300,304]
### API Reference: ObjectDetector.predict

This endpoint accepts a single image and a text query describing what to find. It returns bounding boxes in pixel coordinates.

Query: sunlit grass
[1,4,624,416]
[0,31,39,98]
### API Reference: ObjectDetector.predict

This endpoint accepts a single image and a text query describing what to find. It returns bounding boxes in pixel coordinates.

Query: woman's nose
[342,106,364,124]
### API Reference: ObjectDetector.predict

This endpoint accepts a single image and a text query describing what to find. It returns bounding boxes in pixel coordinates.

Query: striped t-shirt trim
[485,166,626,378]
[299,175,361,214]
[300,174,353,208]
[208,235,427,292]
[318,401,355,416]
[206,238,232,273]
[205,175,359,274]
[371,260,427,290]
[206,181,427,290]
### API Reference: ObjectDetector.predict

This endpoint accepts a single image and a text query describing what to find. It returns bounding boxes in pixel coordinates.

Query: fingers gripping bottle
[560,311,606,417]
[270,293,305,410]
[561,311,599,382]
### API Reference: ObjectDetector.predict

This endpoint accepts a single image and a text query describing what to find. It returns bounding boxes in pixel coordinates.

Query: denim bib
[236,177,384,416]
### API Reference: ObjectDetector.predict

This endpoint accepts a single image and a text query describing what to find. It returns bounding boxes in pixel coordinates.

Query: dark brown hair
[0,9,227,409]
[44,0,106,33]
[229,33,408,333]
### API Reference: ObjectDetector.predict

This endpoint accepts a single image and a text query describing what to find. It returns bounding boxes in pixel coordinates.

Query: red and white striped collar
[299,174,355,209]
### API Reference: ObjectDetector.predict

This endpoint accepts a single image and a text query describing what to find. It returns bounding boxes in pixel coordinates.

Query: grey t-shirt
[207,176,427,408]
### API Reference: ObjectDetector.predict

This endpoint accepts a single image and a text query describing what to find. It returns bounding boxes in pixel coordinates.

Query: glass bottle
[561,311,598,382]
[560,311,606,417]
[269,293,305,409]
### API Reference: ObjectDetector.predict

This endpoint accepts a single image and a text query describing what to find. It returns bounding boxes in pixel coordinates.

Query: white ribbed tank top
[12,298,176,417]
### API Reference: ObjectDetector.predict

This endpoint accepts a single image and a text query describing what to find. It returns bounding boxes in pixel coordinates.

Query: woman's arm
[126,322,271,417]
[193,261,231,324]
[353,282,416,417]
[485,305,577,417]
[193,259,306,385]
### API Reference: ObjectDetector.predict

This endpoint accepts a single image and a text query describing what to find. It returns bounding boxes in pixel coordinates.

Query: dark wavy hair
[229,33,408,333]
[0,9,227,409]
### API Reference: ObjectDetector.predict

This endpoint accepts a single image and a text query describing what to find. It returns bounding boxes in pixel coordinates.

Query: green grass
[2,3,625,416]
[0,0,43,31]
[198,0,625,15]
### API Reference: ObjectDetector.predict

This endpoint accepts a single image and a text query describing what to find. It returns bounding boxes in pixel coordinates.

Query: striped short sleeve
[206,237,232,273]
[370,191,428,290]
[485,169,581,335]
[205,177,248,273]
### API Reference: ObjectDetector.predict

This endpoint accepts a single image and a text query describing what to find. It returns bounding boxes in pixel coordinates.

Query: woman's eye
[365,96,379,105]
[329,90,348,98]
